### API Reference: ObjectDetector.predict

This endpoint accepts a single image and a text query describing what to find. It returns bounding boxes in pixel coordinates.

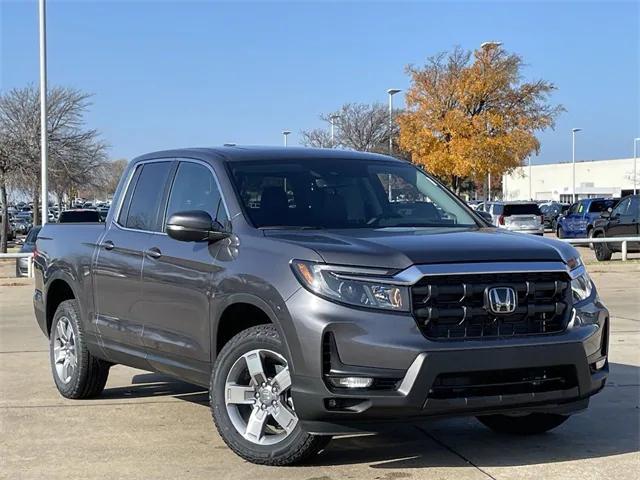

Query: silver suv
[489,202,544,235]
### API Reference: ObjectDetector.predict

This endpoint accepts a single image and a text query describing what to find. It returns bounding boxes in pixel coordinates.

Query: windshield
[228,159,478,229]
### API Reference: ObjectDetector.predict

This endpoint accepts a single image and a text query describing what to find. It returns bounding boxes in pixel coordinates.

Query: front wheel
[556,226,565,239]
[210,325,331,465]
[477,413,570,434]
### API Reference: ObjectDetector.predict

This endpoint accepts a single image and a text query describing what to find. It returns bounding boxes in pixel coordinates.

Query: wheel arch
[45,274,79,336]
[214,294,293,365]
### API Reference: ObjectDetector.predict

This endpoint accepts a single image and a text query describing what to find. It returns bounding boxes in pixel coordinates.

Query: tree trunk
[0,180,8,253]
[32,188,40,226]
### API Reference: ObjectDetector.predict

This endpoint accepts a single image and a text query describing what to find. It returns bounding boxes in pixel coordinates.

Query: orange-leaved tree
[397,44,563,193]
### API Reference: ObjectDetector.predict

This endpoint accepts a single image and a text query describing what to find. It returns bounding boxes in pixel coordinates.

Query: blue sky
[1,0,638,164]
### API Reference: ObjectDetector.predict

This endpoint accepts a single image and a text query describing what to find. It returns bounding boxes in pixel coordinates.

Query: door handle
[101,240,114,251]
[144,247,162,259]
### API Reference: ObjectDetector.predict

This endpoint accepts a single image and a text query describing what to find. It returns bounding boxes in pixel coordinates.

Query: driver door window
[164,161,228,229]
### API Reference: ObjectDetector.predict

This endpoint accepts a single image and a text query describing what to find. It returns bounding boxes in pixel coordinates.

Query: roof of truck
[133,145,404,164]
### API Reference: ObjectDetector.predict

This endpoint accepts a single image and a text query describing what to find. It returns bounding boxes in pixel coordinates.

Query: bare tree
[0,85,108,230]
[0,131,19,252]
[299,128,333,148]
[301,103,400,153]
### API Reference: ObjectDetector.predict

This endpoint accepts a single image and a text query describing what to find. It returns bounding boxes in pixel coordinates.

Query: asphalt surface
[1,266,639,479]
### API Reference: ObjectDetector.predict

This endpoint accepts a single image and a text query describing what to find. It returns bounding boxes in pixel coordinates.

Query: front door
[93,159,175,364]
[139,160,229,384]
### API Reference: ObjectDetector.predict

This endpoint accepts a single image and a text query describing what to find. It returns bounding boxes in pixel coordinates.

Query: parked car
[13,216,33,235]
[58,209,101,223]
[487,201,544,235]
[15,226,41,277]
[539,202,570,230]
[556,198,618,239]
[590,194,639,261]
[33,146,608,466]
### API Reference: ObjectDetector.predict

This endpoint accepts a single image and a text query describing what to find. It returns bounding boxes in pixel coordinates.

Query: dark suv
[33,147,609,465]
[591,194,640,261]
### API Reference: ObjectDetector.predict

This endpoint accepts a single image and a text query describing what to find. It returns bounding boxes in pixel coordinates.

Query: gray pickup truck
[33,146,609,465]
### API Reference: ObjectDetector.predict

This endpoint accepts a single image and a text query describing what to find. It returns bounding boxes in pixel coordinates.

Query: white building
[502,157,638,202]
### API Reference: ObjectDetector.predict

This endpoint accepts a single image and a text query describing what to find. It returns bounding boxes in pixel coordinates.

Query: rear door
[93,160,175,363]
[139,159,229,384]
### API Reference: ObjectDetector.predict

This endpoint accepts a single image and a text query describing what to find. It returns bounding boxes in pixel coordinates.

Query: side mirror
[166,210,229,243]
[600,209,611,219]
[477,210,493,223]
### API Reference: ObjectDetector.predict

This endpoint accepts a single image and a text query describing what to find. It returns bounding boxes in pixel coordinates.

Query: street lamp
[386,89,401,203]
[39,0,48,225]
[387,88,401,154]
[480,41,502,49]
[329,114,340,146]
[282,130,291,147]
[572,128,582,202]
[528,156,533,200]
[634,138,639,195]
[479,42,501,202]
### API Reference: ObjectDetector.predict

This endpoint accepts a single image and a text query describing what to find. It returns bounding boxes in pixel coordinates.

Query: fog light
[328,377,373,389]
[595,358,607,370]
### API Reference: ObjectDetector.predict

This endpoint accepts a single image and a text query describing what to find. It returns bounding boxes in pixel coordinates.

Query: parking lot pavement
[1,270,638,480]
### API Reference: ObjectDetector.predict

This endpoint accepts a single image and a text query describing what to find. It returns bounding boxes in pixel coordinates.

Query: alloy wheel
[53,316,77,384]
[224,349,297,445]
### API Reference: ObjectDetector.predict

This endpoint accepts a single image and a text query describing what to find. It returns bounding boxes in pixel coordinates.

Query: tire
[477,413,570,435]
[556,226,564,239]
[593,233,612,261]
[588,228,595,249]
[210,325,331,465]
[49,299,110,399]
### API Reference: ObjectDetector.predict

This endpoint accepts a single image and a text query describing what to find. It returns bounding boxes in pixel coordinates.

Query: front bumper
[285,287,609,435]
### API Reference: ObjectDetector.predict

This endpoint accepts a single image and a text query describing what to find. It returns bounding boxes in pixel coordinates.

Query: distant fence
[0,253,34,278]
[559,237,640,261]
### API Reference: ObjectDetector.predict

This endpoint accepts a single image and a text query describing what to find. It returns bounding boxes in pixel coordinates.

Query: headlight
[571,271,593,303]
[291,260,409,311]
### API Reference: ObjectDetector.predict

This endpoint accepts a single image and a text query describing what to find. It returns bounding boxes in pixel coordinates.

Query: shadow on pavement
[100,363,639,469]
[100,372,209,405]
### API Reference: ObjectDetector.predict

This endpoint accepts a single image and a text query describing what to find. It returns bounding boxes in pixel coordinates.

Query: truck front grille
[411,272,571,340]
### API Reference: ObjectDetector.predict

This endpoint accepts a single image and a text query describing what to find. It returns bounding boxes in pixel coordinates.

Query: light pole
[387,89,401,203]
[39,0,48,225]
[634,138,639,194]
[572,128,582,202]
[479,42,501,203]
[329,114,339,147]
[528,156,533,200]
[387,88,401,154]
[282,130,291,147]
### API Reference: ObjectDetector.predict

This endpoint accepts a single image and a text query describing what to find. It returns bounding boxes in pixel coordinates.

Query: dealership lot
[1,266,638,480]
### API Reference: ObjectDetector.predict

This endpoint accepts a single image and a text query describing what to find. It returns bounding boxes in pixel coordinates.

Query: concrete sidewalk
[1,270,638,480]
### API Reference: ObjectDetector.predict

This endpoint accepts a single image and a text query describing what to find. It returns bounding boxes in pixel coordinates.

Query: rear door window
[122,161,174,232]
[503,204,541,216]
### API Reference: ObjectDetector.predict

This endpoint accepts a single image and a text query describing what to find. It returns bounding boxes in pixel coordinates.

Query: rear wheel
[593,232,612,261]
[50,300,110,399]
[210,325,331,465]
[477,413,570,434]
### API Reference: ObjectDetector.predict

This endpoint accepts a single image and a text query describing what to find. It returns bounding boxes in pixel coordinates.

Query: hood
[263,227,578,270]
